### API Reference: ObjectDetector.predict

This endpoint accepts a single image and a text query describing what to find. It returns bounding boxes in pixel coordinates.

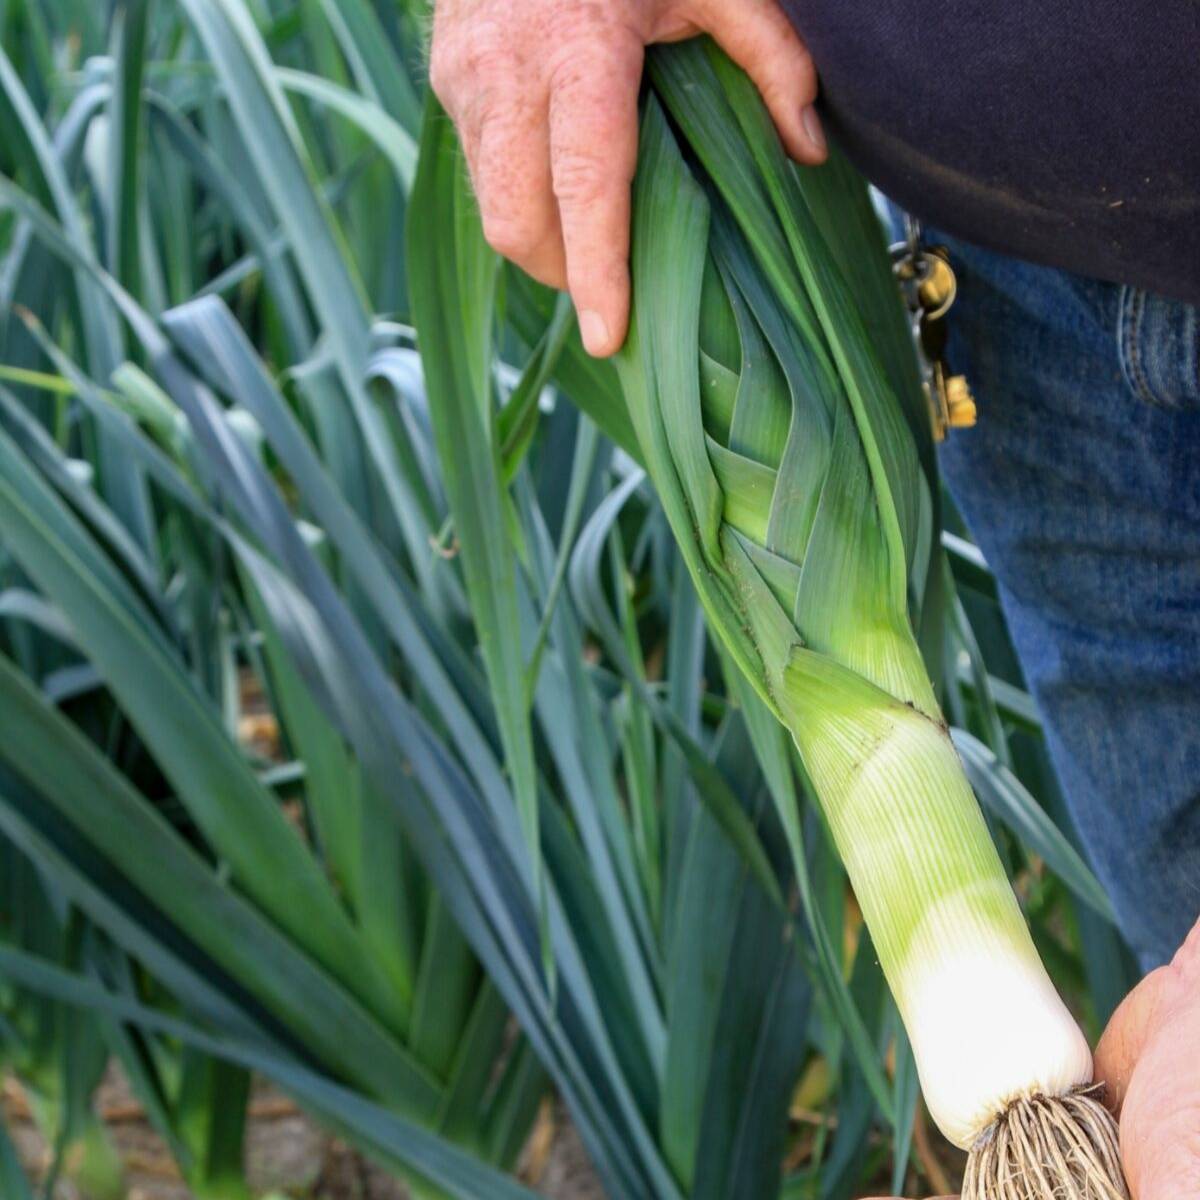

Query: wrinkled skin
[429,0,825,357]
[866,916,1200,1200]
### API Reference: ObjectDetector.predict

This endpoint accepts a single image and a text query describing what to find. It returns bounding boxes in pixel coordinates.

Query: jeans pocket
[1117,284,1200,411]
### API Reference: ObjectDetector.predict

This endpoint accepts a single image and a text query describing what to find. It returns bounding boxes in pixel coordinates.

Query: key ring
[888,210,976,439]
[891,215,957,320]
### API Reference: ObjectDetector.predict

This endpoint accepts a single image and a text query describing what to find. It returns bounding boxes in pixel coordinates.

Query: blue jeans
[926,228,1200,971]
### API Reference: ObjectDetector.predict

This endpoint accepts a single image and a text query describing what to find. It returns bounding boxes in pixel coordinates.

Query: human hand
[863,915,1200,1199]
[1092,915,1200,1197]
[429,0,825,357]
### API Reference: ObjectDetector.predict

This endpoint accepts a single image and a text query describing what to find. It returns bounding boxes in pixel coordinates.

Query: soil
[4,1069,604,1199]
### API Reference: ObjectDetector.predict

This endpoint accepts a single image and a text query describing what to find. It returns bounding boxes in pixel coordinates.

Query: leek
[616,40,1128,1198]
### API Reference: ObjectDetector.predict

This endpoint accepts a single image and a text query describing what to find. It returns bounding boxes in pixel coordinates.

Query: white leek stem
[791,692,1092,1149]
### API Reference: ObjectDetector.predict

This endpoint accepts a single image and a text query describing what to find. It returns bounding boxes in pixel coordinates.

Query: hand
[864,915,1200,1199]
[1093,915,1200,1197]
[429,0,825,357]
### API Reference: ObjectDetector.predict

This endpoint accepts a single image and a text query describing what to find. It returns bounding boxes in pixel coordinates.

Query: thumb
[681,0,826,164]
[1094,917,1200,1113]
[1093,963,1172,1114]
[1095,918,1200,1199]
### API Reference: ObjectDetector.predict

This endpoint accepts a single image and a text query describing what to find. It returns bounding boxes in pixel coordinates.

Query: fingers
[1094,964,1169,1114]
[1119,1011,1200,1199]
[431,3,640,357]
[548,36,642,356]
[473,99,567,290]
[1095,916,1200,1113]
[432,0,825,361]
[1116,960,1200,1197]
[430,15,568,291]
[687,0,826,163]
[1096,917,1200,1199]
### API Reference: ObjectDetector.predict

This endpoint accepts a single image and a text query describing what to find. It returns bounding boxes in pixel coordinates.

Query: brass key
[890,228,977,441]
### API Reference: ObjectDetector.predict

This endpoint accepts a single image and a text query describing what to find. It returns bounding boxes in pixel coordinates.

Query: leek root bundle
[617,41,1129,1199]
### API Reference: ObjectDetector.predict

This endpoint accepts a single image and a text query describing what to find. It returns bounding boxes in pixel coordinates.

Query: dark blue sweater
[782,1,1200,304]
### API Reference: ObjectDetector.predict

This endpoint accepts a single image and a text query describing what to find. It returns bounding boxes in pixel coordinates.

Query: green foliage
[0,2,1137,1198]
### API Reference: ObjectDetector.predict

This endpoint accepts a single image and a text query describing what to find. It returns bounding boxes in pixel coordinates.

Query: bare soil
[4,1069,603,1199]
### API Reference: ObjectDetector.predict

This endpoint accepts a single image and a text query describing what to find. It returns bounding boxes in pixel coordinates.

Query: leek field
[0,2,1139,1197]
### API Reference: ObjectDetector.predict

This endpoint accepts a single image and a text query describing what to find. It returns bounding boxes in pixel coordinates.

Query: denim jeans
[923,227,1200,970]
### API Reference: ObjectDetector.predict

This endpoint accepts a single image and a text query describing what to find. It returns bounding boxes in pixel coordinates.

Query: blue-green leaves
[408,96,546,964]
[0,5,1136,1196]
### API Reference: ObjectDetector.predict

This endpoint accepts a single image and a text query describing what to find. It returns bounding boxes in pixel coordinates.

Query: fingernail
[802,104,826,153]
[578,309,611,356]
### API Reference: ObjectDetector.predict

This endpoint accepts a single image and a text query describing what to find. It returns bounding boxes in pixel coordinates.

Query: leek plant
[598,39,1128,1200]
[0,843,126,1200]
[0,3,544,1195]
[0,0,1138,1195]
[1,1,812,1190]
[0,360,545,1198]
[1,828,257,1200]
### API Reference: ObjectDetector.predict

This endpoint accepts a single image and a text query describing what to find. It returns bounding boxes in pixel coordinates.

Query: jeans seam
[1118,285,1161,407]
[1117,284,1135,401]
[1189,304,1200,405]
[1126,287,1162,407]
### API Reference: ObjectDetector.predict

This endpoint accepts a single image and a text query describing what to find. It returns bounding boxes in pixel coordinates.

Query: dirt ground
[4,1069,604,1199]
[1,685,602,1199]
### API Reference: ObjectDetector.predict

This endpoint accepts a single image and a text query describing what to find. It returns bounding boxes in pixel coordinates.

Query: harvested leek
[617,40,1129,1199]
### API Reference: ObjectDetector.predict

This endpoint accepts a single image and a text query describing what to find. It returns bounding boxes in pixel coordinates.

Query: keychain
[890,214,976,441]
